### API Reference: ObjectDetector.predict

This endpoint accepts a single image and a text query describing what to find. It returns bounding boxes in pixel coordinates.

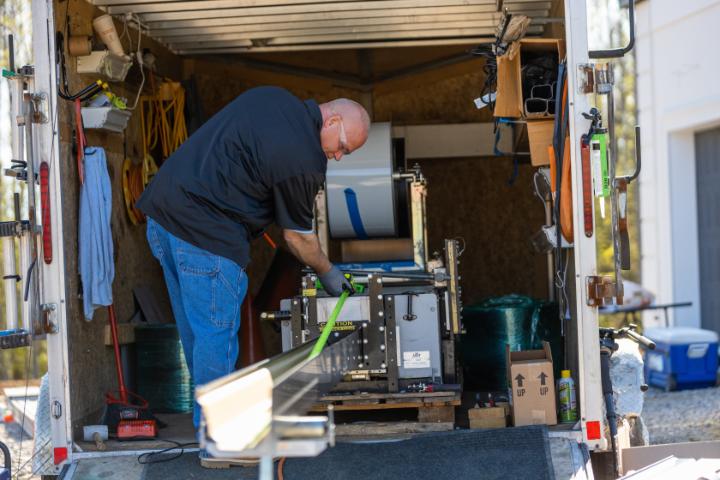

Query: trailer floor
[61,427,592,480]
[75,413,196,452]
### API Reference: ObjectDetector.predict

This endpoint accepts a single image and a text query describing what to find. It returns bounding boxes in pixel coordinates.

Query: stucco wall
[636,0,720,327]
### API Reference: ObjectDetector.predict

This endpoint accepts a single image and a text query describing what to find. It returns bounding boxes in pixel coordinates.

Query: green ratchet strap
[309,289,350,359]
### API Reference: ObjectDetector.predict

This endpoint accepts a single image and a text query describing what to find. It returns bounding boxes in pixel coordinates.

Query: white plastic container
[76,50,132,82]
[81,107,131,133]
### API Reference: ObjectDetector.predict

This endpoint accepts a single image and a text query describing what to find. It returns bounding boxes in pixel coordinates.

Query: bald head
[318,98,371,161]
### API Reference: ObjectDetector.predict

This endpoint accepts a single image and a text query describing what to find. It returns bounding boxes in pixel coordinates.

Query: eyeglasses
[338,119,350,155]
[331,110,351,156]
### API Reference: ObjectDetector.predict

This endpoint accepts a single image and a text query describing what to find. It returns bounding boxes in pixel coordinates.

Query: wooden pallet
[311,391,461,424]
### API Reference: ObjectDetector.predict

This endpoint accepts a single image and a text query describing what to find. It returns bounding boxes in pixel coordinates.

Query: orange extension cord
[278,457,286,480]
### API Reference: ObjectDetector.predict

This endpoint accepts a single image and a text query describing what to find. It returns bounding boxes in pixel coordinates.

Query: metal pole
[259,455,274,480]
[19,233,31,332]
[605,72,624,304]
[5,73,25,330]
[2,237,18,330]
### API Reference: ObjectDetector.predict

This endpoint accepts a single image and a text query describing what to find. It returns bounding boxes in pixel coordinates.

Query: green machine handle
[309,289,351,359]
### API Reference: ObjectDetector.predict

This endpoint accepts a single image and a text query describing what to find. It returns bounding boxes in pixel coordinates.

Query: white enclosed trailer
[18,0,640,475]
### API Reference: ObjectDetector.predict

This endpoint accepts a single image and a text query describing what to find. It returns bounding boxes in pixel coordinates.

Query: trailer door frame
[32,0,74,471]
[564,0,607,451]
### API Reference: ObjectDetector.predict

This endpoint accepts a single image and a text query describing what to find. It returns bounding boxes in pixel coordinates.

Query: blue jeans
[146,218,247,428]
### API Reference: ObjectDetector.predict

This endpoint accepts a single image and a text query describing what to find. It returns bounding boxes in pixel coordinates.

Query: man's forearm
[283,230,332,274]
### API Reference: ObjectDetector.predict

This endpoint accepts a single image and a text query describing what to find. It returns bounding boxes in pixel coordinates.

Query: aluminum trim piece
[199,330,360,457]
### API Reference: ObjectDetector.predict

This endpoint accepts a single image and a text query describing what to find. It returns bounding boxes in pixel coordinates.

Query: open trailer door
[563,0,606,452]
[565,0,644,455]
[30,0,74,473]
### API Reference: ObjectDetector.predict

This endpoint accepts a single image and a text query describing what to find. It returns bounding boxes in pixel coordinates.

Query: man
[137,86,370,466]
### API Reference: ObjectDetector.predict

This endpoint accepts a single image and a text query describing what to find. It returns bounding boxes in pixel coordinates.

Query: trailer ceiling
[92,0,557,54]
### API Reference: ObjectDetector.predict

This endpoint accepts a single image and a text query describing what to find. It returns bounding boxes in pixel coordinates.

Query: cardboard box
[506,341,557,426]
[468,406,507,429]
[527,119,555,166]
[495,38,566,119]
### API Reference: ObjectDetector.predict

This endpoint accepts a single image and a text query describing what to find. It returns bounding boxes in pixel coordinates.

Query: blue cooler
[644,327,719,391]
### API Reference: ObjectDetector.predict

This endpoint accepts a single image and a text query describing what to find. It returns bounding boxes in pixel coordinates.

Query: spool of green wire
[135,324,194,414]
[459,295,562,391]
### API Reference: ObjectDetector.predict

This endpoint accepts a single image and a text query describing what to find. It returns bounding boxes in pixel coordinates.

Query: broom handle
[108,305,128,403]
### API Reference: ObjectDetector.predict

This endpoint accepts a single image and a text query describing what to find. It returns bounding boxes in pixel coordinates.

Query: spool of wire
[135,324,194,413]
[459,295,561,391]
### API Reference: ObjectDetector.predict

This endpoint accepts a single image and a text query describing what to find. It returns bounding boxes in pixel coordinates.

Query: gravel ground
[0,397,39,480]
[642,385,720,445]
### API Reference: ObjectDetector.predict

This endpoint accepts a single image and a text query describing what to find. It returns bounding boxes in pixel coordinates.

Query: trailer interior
[30,0,612,470]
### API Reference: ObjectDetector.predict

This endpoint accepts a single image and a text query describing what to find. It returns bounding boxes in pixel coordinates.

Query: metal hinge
[29,92,48,124]
[577,63,595,94]
[586,276,616,307]
[41,303,59,333]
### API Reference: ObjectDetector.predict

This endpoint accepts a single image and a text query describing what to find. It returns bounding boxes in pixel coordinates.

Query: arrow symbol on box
[515,374,525,387]
[538,372,548,386]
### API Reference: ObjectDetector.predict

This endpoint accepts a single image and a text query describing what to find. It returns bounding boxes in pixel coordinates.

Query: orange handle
[560,136,573,243]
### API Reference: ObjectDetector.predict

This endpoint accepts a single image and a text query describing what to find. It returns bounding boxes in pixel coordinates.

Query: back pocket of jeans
[177,248,220,276]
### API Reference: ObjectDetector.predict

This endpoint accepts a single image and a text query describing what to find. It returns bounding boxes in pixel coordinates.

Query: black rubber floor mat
[143,452,258,479]
[283,425,555,480]
[143,426,555,480]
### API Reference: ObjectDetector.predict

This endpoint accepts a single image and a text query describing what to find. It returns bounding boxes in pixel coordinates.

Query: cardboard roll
[341,238,413,263]
[326,122,397,239]
[68,35,92,57]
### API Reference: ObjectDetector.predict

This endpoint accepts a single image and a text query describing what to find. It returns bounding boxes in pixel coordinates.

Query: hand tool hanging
[617,126,641,270]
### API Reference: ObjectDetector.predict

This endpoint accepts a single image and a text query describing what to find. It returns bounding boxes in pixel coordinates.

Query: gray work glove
[319,265,353,297]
